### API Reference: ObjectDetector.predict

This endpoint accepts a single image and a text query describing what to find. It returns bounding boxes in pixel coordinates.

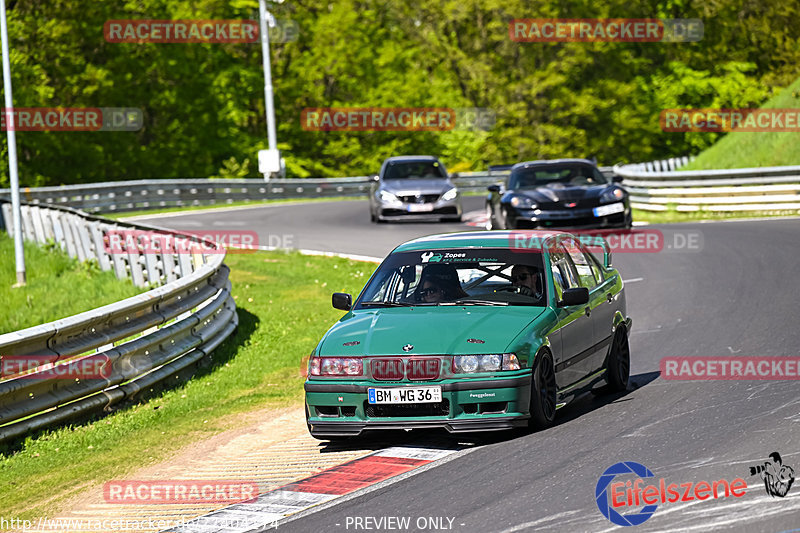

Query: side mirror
[559,287,589,307]
[487,184,501,193]
[612,175,624,183]
[332,292,352,311]
[372,175,380,182]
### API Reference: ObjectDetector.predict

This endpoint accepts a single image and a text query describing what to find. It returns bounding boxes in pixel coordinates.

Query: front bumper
[508,204,631,230]
[376,198,462,221]
[305,373,531,437]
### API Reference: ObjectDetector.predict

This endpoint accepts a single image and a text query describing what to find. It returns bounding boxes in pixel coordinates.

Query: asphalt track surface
[139,197,800,533]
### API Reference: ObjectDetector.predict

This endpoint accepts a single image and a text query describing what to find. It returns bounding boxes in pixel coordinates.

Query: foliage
[0,0,797,186]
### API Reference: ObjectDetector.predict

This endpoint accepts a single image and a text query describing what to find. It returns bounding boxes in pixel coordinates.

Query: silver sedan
[369,156,462,223]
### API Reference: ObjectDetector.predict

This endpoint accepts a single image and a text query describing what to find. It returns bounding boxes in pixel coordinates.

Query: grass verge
[632,207,800,224]
[682,76,800,170]
[0,234,143,334]
[0,250,370,521]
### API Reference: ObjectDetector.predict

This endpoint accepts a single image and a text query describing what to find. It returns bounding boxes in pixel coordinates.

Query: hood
[382,178,453,196]
[518,184,610,204]
[319,306,546,356]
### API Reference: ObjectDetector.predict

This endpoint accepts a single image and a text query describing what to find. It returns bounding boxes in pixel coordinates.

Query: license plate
[407,204,434,212]
[593,202,625,217]
[368,386,442,404]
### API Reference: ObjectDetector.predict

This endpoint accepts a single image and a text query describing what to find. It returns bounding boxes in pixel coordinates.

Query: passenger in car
[415,264,468,302]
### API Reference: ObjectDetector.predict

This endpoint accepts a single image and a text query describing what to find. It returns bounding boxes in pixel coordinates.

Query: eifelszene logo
[595,461,747,526]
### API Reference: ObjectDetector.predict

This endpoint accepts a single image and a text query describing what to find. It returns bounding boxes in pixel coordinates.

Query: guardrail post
[30,206,46,244]
[126,233,145,287]
[20,205,35,241]
[89,222,112,271]
[108,225,128,280]
[1,201,12,236]
[177,250,193,277]
[142,246,161,286]
[76,218,94,261]
[41,209,55,241]
[50,211,68,253]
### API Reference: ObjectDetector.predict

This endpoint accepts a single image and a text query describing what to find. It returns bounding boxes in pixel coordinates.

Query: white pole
[0,0,24,286]
[259,0,277,154]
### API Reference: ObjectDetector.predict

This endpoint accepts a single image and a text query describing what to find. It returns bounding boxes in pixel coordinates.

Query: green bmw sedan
[305,230,632,439]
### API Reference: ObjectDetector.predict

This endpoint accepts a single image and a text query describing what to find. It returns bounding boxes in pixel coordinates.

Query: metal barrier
[614,158,800,213]
[0,202,238,443]
[0,168,624,214]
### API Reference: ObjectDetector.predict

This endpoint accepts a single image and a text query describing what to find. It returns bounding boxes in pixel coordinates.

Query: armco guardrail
[0,168,619,214]
[614,158,800,213]
[0,202,237,443]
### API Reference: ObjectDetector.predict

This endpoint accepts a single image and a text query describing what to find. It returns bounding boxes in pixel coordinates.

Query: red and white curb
[165,444,465,533]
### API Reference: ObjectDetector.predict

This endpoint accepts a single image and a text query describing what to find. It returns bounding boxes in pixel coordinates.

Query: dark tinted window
[384,161,446,180]
[509,164,607,189]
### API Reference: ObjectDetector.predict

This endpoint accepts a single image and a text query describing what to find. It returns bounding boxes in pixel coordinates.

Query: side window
[549,248,578,300]
[564,240,597,289]
[586,250,605,285]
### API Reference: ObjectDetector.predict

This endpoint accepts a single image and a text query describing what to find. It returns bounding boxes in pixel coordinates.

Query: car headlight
[453,353,521,373]
[379,190,399,203]
[600,187,625,204]
[510,195,536,209]
[441,187,458,201]
[309,356,363,377]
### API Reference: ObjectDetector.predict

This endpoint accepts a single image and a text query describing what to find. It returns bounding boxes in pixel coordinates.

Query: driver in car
[511,265,541,297]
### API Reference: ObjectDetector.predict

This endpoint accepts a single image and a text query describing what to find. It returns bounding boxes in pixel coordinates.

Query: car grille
[537,199,598,210]
[364,400,450,418]
[371,357,441,381]
[398,194,440,204]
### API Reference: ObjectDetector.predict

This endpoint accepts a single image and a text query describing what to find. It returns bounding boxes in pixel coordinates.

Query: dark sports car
[485,159,632,230]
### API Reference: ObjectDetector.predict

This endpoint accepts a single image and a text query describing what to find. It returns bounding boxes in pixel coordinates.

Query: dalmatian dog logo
[749,452,795,498]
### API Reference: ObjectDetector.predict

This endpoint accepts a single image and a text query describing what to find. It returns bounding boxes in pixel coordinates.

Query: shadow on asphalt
[317,371,661,452]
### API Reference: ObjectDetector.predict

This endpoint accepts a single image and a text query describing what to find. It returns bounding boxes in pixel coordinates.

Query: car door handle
[584,307,591,317]
[606,293,614,303]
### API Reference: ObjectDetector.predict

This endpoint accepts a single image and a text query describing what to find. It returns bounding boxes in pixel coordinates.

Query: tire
[528,351,557,430]
[605,327,630,392]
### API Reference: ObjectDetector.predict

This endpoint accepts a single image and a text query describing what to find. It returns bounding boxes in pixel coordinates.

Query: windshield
[509,164,608,189]
[355,249,547,308]
[384,161,447,180]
